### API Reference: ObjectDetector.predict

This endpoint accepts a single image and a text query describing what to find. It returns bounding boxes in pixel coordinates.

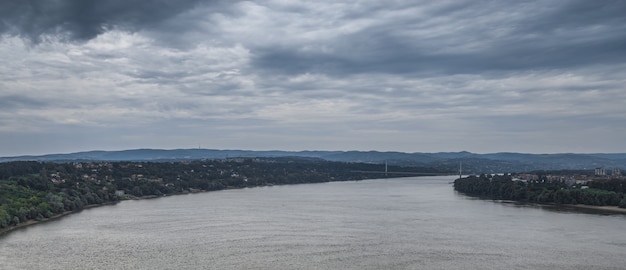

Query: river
[1,176,625,269]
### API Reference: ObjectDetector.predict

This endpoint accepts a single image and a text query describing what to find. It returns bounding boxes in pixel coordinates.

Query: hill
[1,149,625,173]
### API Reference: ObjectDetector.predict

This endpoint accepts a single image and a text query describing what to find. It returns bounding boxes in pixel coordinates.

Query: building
[595,167,606,176]
[613,168,622,177]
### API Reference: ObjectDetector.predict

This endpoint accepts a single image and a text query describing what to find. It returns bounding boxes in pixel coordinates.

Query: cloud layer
[1,0,625,156]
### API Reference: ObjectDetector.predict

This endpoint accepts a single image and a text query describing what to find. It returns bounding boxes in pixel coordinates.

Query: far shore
[560,204,626,214]
[493,199,626,215]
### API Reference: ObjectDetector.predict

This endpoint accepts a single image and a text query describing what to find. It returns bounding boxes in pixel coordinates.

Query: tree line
[0,158,442,230]
[454,174,626,208]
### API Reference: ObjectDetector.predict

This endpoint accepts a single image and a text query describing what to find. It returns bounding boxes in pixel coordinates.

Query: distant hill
[1,149,624,174]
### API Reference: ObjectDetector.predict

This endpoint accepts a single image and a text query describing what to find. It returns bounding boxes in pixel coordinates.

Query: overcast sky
[1,0,625,156]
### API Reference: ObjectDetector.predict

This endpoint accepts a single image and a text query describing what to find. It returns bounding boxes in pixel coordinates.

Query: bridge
[350,170,454,176]
[352,161,462,178]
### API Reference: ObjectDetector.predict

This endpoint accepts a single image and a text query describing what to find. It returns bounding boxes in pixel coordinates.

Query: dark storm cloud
[251,0,626,76]
[0,0,228,41]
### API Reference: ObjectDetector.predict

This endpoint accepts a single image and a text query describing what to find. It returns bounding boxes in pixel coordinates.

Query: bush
[618,198,626,209]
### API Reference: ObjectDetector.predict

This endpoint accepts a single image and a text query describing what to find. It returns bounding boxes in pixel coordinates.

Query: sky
[1,0,625,156]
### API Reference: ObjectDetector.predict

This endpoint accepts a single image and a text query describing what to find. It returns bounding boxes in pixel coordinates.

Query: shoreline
[560,204,626,214]
[493,199,626,215]
[0,202,119,237]
[0,183,287,237]
[6,178,622,237]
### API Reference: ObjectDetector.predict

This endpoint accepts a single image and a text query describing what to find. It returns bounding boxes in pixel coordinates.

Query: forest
[0,158,441,230]
[454,174,626,208]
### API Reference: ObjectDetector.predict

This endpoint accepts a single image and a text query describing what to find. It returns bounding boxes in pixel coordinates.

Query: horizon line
[2,148,626,159]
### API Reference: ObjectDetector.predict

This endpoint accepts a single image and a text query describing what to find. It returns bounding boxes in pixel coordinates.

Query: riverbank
[7,179,622,237]
[0,183,308,236]
[454,175,626,216]
[0,202,119,236]
[561,204,626,214]
[493,199,626,215]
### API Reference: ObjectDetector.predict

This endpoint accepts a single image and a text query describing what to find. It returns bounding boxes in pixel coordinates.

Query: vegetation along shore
[454,174,626,213]
[0,158,442,234]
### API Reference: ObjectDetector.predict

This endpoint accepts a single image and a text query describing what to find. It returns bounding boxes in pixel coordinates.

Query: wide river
[1,176,625,269]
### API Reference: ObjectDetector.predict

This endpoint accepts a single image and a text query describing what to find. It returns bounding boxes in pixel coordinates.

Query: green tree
[619,198,626,209]
[0,206,11,228]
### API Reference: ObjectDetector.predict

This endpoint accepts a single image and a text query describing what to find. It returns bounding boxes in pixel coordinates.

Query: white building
[595,167,606,176]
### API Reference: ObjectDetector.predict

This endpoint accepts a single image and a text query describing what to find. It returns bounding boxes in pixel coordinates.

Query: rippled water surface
[1,176,626,269]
